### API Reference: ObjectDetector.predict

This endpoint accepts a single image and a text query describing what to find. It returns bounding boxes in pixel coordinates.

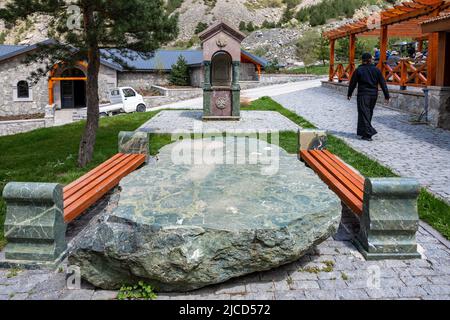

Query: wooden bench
[63,153,146,223]
[300,149,364,216]
[298,129,421,260]
[1,131,149,267]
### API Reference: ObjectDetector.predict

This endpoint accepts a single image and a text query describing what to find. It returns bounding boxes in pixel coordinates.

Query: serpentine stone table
[69,137,342,291]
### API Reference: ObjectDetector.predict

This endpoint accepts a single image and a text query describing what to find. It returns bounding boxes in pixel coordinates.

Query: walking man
[348,53,390,141]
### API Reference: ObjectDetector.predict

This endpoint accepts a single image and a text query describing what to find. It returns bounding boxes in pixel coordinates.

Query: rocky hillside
[0,0,398,66]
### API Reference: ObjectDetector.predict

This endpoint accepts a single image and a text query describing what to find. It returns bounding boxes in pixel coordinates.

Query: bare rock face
[69,138,341,292]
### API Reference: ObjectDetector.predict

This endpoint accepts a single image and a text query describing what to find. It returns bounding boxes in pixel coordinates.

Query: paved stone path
[1,221,450,300]
[2,79,450,300]
[272,80,450,204]
[147,80,326,111]
[138,110,300,133]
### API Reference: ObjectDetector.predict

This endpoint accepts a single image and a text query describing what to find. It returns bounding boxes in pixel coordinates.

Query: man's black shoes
[361,136,373,141]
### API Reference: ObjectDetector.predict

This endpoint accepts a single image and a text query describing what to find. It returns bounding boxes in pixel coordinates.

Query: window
[123,88,136,98]
[17,81,29,98]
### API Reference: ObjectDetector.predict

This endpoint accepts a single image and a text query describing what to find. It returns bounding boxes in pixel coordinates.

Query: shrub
[195,22,208,34]
[239,21,247,31]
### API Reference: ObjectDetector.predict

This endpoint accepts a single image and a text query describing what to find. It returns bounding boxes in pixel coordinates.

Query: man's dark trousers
[357,95,378,138]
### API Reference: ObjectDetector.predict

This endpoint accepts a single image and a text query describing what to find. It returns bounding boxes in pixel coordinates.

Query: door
[61,81,74,109]
[122,88,138,112]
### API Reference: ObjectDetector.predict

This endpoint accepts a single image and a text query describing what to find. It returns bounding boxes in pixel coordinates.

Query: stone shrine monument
[199,22,245,120]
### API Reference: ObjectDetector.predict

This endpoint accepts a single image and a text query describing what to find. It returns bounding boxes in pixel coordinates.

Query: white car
[99,87,147,117]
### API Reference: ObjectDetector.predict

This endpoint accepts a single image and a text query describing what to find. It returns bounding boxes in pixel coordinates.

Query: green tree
[296,29,329,71]
[265,58,280,73]
[247,21,255,32]
[239,21,246,31]
[169,56,190,86]
[195,22,208,34]
[0,0,178,167]
[316,33,330,66]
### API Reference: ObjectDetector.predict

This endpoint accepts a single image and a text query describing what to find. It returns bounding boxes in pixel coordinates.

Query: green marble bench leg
[354,178,421,260]
[118,131,149,162]
[1,182,67,269]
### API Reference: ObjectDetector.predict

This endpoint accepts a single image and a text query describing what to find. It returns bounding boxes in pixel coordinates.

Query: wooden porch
[323,0,450,89]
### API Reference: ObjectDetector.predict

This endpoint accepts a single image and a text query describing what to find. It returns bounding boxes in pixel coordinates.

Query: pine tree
[169,56,190,86]
[0,0,178,167]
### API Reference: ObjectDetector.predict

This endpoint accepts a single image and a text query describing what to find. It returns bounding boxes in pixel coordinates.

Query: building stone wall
[0,54,48,117]
[98,65,118,103]
[241,63,257,81]
[117,71,170,93]
[189,67,203,87]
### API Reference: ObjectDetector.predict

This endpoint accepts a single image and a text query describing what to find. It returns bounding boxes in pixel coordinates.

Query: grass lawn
[0,110,161,248]
[282,64,330,76]
[1,96,449,249]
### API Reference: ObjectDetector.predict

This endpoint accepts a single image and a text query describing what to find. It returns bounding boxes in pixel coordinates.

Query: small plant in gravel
[300,260,335,274]
[117,281,158,300]
[322,260,335,272]
[6,268,21,278]
[341,272,349,281]
[286,275,294,286]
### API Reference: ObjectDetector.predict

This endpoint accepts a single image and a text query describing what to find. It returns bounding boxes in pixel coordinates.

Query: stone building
[0,40,267,118]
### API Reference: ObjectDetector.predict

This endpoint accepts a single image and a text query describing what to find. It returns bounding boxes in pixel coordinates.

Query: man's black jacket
[348,63,390,99]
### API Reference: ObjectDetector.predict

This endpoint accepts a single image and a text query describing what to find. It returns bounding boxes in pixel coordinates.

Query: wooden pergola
[323,0,450,88]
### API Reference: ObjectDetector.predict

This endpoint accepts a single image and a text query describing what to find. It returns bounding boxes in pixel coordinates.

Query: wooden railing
[329,59,428,88]
[329,63,354,82]
[383,59,428,88]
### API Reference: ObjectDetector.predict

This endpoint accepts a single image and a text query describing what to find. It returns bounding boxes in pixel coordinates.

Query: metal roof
[241,49,269,67]
[0,42,268,72]
[101,49,204,71]
[0,45,27,58]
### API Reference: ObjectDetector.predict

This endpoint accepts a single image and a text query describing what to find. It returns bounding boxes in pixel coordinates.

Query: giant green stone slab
[69,138,341,291]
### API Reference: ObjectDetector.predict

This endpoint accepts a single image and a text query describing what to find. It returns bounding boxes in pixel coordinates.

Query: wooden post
[349,34,356,77]
[329,39,335,81]
[378,25,388,76]
[418,40,423,53]
[427,32,438,86]
[435,32,447,87]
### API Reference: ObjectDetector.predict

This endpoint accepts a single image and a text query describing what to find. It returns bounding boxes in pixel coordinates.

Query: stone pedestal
[1,182,67,269]
[428,86,450,130]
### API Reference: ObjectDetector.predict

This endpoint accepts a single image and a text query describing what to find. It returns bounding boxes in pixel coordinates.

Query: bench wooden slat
[63,153,145,223]
[64,154,134,208]
[310,150,364,200]
[64,153,125,195]
[64,153,137,209]
[322,150,365,185]
[301,150,363,215]
[63,153,129,200]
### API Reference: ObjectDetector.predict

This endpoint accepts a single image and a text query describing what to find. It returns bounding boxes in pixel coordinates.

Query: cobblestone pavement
[1,222,450,300]
[138,110,300,133]
[272,80,450,204]
[2,79,450,300]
